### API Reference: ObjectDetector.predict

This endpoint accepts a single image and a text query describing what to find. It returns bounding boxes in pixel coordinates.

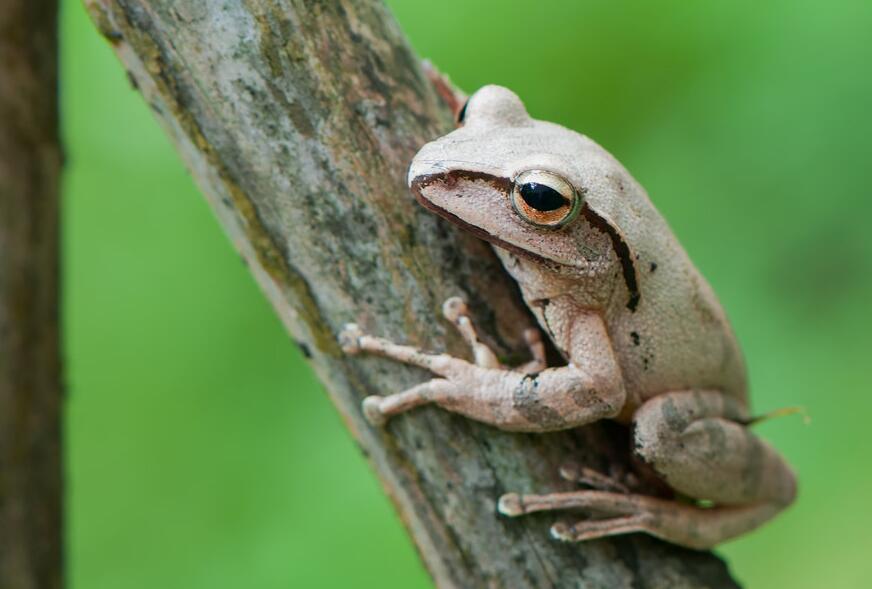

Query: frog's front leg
[441,296,546,373]
[339,300,625,431]
[499,390,797,549]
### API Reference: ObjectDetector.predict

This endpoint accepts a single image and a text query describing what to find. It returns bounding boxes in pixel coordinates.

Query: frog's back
[599,175,748,410]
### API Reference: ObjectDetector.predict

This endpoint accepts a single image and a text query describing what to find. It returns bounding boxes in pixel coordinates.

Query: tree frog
[340,85,795,549]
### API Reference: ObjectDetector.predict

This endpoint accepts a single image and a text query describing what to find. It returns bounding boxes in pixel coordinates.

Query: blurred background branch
[77,1,741,587]
[0,1,63,588]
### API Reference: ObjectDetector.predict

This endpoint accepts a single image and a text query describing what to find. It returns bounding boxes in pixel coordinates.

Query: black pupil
[519,182,569,212]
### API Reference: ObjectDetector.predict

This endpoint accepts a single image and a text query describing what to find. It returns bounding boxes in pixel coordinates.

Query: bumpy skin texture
[341,85,796,549]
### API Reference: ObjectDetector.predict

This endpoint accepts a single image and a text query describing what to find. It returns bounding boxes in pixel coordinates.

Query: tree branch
[0,1,63,587]
[83,1,740,587]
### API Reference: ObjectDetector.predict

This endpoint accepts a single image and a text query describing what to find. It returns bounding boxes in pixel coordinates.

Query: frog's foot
[497,488,790,550]
[340,298,505,370]
[443,296,546,373]
[558,462,631,493]
[361,379,457,427]
[498,489,640,518]
[339,322,461,373]
[342,297,549,428]
[550,516,651,543]
[442,296,501,368]
[497,489,667,544]
[338,308,624,431]
[501,390,798,547]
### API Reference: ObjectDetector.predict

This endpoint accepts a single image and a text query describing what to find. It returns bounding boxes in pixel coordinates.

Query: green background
[63,0,872,587]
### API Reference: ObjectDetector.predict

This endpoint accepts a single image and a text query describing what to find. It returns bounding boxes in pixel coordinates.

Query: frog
[339,85,796,550]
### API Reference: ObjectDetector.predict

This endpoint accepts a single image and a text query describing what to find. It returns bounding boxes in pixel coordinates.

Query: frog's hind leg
[547,498,786,548]
[499,486,789,550]
[632,391,797,511]
[499,390,796,549]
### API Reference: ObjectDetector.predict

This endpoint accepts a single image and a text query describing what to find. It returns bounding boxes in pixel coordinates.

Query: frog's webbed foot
[549,515,652,543]
[440,297,546,372]
[498,390,797,549]
[340,296,548,427]
[497,488,657,544]
[339,297,546,425]
[339,298,625,430]
[339,296,512,427]
[497,488,783,549]
[497,489,640,518]
[339,320,465,426]
[558,461,633,494]
[440,296,501,369]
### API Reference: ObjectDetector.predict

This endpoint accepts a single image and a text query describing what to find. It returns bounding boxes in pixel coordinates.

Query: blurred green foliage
[63,0,872,587]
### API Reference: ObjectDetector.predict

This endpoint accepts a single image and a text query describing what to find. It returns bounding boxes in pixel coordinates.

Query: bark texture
[83,1,740,587]
[0,1,63,588]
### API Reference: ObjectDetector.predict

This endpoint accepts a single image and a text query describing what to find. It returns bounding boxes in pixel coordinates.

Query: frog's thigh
[633,391,796,506]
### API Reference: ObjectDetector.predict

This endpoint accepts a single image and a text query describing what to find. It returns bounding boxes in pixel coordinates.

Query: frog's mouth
[410,172,559,269]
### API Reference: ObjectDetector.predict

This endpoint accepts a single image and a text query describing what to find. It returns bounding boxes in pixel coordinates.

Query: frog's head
[409,85,635,270]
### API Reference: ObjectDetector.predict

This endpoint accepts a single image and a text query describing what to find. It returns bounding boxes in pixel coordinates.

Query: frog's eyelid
[416,158,492,166]
[414,159,502,173]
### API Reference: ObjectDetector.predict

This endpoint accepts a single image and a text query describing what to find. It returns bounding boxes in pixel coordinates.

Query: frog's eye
[511,170,581,228]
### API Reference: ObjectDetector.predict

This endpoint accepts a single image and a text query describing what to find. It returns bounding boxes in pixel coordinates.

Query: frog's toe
[550,521,574,541]
[441,296,468,322]
[558,462,630,493]
[362,395,388,426]
[498,493,525,517]
[339,323,364,354]
[550,515,651,543]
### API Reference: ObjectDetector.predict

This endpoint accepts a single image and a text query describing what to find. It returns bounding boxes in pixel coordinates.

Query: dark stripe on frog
[581,206,641,312]
[412,171,641,311]
[412,173,558,268]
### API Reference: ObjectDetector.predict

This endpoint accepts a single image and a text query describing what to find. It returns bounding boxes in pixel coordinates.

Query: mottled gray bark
[0,1,63,588]
[82,1,740,587]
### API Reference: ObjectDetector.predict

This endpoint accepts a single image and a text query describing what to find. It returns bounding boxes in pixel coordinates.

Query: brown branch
[0,1,63,587]
[82,1,740,587]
